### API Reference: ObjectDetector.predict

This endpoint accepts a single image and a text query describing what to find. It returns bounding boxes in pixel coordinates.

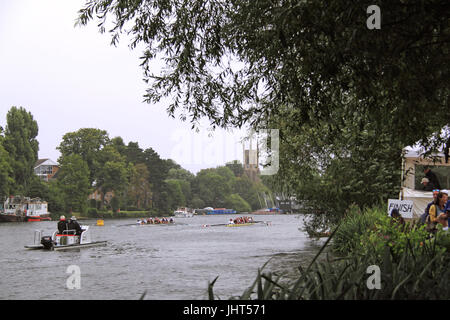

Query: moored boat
[174,207,194,218]
[206,208,237,214]
[25,225,107,251]
[251,207,284,215]
[0,196,51,222]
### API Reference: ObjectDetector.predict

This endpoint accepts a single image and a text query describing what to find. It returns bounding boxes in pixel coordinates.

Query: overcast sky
[0,0,250,174]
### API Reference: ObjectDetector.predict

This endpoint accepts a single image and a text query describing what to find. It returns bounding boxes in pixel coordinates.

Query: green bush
[50,211,63,220]
[224,193,251,213]
[101,211,113,219]
[332,205,384,255]
[111,197,120,213]
[89,199,97,208]
[435,229,450,251]
[87,208,98,218]
[358,216,429,258]
[332,205,431,259]
[112,210,123,218]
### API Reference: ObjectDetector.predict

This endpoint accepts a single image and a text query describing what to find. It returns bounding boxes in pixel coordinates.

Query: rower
[228,218,234,225]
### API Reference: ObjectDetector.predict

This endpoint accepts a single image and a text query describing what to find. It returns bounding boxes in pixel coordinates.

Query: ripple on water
[1,215,324,299]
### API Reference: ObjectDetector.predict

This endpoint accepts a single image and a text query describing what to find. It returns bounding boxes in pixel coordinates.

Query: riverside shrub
[216,205,450,300]
[332,205,384,254]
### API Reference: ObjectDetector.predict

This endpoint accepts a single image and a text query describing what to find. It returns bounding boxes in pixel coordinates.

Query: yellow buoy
[97,219,104,226]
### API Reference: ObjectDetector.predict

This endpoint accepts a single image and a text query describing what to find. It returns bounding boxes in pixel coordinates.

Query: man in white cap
[68,216,83,236]
[421,177,434,191]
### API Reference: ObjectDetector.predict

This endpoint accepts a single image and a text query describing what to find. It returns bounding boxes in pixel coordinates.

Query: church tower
[243,138,260,183]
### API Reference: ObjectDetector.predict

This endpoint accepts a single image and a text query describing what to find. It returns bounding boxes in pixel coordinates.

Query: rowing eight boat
[225,222,256,227]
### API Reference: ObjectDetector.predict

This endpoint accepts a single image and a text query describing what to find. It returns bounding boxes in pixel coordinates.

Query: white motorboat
[173,207,194,218]
[25,225,107,251]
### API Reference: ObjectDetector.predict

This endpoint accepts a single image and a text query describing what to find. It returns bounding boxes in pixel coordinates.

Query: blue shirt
[445,200,450,226]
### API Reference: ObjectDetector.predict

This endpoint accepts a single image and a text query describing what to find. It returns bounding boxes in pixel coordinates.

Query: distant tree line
[0,107,272,216]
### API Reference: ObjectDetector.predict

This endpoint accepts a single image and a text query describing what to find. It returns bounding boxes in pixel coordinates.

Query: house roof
[34,159,58,168]
[403,148,445,159]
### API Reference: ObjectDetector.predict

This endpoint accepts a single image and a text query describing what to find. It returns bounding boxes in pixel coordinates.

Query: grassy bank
[209,205,450,300]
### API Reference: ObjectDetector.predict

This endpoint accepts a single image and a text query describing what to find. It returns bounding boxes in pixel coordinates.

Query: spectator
[426,191,447,233]
[444,196,450,231]
[424,166,441,190]
[390,208,405,226]
[438,190,449,230]
[420,189,439,224]
[420,177,435,191]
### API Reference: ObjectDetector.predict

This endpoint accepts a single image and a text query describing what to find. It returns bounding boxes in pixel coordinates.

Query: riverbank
[53,209,279,220]
[50,209,171,220]
[220,205,450,299]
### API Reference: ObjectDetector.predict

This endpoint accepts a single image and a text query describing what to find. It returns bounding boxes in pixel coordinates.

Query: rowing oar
[116,223,140,227]
[255,221,272,226]
[201,223,228,227]
[201,221,271,227]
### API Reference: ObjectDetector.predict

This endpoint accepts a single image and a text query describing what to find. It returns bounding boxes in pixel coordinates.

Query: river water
[0,214,326,300]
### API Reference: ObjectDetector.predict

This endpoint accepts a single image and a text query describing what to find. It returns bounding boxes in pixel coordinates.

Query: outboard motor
[41,236,54,250]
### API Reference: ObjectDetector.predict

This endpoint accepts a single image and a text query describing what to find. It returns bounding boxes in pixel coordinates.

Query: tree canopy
[0,127,14,196]
[57,154,91,213]
[76,0,449,149]
[76,0,449,227]
[3,106,39,193]
[57,128,110,185]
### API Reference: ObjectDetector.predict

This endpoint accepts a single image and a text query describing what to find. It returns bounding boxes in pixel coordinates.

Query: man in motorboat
[68,216,83,236]
[57,215,69,234]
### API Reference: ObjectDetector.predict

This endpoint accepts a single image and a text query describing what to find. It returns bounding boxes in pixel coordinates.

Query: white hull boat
[173,207,194,218]
[25,225,107,251]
